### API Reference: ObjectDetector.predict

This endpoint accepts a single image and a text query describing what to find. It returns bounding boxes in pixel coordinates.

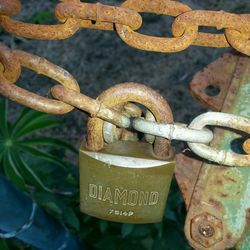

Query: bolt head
[191,213,223,248]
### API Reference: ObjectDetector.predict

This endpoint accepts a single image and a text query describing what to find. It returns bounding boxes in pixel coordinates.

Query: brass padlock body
[80,140,175,223]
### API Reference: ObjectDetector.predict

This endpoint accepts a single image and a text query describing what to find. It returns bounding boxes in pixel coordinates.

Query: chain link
[187,112,250,167]
[0,0,249,54]
[172,11,250,54]
[132,112,250,167]
[132,118,214,144]
[55,1,142,31]
[0,43,20,83]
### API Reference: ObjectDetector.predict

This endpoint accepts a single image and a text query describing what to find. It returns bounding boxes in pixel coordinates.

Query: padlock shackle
[86,83,173,159]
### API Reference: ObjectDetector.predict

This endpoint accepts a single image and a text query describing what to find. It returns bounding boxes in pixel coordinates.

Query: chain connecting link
[187,112,250,167]
[0,0,249,55]
[133,112,250,167]
[55,1,142,31]
[172,11,250,55]
[132,118,214,144]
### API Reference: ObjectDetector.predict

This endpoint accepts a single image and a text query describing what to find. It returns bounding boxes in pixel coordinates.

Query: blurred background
[0,0,249,249]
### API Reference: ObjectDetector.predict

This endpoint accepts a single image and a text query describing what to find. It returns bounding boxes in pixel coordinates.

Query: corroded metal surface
[0,43,20,84]
[0,46,80,114]
[0,17,80,40]
[172,11,250,52]
[0,0,249,54]
[115,0,197,53]
[189,53,239,111]
[176,54,250,249]
[86,83,174,159]
[51,85,130,128]
[55,2,142,31]
[0,0,20,16]
[175,152,203,208]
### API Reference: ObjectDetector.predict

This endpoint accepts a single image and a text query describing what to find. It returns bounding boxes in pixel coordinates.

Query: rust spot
[226,233,232,239]
[246,208,250,220]
[224,176,237,183]
[216,179,223,185]
[220,193,228,198]
[209,198,223,209]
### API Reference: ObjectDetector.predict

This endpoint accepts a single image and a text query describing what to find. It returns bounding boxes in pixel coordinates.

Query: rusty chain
[0,0,250,166]
[0,42,249,165]
[0,0,249,55]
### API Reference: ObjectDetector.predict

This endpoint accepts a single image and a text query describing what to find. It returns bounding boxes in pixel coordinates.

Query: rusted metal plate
[189,53,239,111]
[175,54,250,250]
[175,152,203,208]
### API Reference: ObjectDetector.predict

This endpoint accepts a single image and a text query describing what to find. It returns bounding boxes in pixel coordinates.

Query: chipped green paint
[236,225,250,250]
[218,59,250,249]
[185,56,250,250]
[234,72,250,250]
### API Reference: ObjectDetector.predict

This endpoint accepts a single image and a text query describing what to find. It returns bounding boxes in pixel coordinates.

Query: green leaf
[28,11,55,25]
[99,220,108,233]
[129,225,151,239]
[160,221,191,250]
[19,137,77,154]
[12,115,62,139]
[11,108,45,136]
[121,224,134,238]
[44,201,63,214]
[2,152,27,191]
[63,207,80,231]
[17,145,69,170]
[94,236,117,250]
[0,240,10,250]
[12,151,53,193]
[154,223,163,238]
[34,192,63,215]
[0,98,9,137]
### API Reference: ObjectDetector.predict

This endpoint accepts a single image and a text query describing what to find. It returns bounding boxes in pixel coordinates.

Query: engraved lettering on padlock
[88,184,160,206]
[103,187,112,203]
[114,188,127,205]
[127,190,138,206]
[149,192,159,205]
[89,184,97,198]
[109,209,134,217]
[139,191,149,206]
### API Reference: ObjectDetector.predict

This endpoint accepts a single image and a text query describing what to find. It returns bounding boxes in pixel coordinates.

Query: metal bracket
[175,53,250,250]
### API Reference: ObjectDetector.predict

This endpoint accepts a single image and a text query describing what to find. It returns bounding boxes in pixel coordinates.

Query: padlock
[79,83,175,223]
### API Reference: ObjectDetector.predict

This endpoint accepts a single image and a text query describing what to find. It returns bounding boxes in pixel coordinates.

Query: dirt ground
[1,0,250,162]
